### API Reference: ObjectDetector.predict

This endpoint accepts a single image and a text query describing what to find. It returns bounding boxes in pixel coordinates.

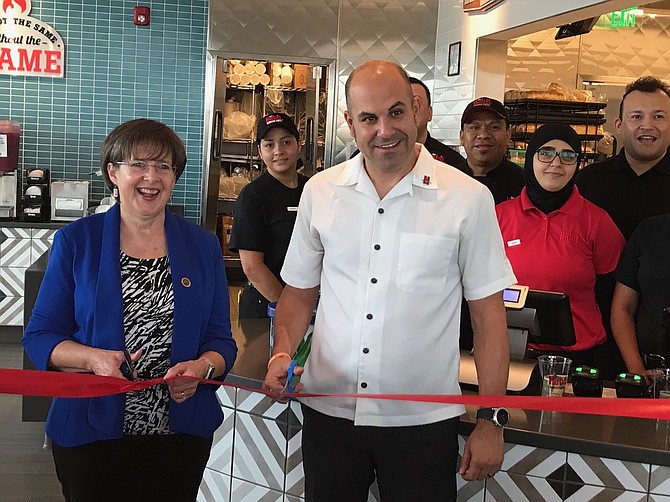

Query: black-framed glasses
[536,148,579,165]
[115,160,176,174]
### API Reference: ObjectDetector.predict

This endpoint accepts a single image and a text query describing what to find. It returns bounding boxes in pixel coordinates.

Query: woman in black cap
[496,123,625,365]
[229,113,309,318]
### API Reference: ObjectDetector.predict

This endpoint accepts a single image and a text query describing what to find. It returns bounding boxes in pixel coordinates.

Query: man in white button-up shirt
[264,60,516,502]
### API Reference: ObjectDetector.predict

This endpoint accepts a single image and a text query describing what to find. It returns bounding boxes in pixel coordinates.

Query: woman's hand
[89,348,142,379]
[164,359,210,403]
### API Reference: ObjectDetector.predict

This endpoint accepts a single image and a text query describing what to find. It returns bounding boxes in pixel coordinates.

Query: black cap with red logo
[256,113,300,145]
[461,97,509,128]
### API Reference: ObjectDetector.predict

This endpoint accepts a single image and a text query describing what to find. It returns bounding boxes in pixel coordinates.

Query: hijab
[523,123,582,214]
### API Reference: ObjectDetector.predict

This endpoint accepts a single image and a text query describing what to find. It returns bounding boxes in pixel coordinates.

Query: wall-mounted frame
[448,41,461,77]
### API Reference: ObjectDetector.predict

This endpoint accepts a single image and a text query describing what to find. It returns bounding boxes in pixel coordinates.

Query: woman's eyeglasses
[115,160,176,174]
[536,148,579,165]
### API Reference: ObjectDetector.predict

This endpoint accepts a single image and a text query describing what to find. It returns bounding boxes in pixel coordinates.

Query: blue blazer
[23,204,237,447]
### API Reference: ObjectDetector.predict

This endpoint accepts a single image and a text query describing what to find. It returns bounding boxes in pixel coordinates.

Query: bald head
[345,60,413,111]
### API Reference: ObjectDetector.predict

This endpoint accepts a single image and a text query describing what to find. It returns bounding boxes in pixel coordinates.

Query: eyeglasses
[536,148,579,165]
[115,160,176,174]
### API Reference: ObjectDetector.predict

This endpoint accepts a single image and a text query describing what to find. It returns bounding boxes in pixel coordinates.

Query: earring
[112,186,118,200]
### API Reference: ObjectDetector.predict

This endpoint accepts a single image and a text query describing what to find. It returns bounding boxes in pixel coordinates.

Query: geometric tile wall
[506,11,670,93]
[1,0,208,222]
[200,386,670,502]
[0,226,55,327]
[208,0,440,167]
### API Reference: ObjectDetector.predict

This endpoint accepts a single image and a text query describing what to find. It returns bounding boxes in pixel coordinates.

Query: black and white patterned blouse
[121,251,174,435]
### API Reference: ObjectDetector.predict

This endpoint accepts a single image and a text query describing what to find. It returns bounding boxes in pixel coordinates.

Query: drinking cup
[537,355,572,397]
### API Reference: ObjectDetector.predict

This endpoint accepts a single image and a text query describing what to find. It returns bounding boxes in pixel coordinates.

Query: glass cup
[537,355,572,397]
[654,368,670,399]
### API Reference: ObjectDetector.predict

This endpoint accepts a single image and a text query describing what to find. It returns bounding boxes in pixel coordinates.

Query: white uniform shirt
[282,145,516,426]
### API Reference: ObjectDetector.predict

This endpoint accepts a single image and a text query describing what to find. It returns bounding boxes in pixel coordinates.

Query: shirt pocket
[396,233,456,294]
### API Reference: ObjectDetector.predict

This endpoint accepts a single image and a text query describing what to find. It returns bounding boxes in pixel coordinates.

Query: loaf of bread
[505,82,594,102]
[513,123,603,135]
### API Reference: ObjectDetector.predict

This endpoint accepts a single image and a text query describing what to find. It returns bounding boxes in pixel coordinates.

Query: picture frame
[448,41,462,77]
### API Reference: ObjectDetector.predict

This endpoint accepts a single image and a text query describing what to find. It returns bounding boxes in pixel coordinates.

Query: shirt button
[374,244,381,250]
[363,347,369,354]
[361,382,368,389]
[366,313,373,320]
[371,278,377,284]
[378,208,384,214]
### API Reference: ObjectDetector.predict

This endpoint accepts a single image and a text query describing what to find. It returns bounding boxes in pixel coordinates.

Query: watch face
[494,408,509,426]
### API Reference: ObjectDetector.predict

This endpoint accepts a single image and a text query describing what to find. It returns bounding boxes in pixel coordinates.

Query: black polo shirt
[229,172,308,283]
[576,149,670,240]
[456,157,525,205]
[424,132,465,167]
[614,213,670,357]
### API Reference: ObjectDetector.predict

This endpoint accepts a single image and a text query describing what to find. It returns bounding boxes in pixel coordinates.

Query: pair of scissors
[120,350,135,381]
[281,359,299,393]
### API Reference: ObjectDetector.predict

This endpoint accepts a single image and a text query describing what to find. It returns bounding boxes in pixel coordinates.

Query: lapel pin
[181,277,191,288]
[423,175,431,186]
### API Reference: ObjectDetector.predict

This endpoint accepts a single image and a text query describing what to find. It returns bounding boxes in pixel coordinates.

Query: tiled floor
[0,342,61,501]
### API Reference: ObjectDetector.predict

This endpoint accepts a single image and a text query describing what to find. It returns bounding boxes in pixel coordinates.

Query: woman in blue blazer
[23,119,237,502]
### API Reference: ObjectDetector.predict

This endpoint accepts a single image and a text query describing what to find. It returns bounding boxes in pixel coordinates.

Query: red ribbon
[2,368,670,420]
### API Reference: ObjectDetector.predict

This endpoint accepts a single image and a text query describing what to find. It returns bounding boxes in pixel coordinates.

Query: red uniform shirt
[496,186,625,351]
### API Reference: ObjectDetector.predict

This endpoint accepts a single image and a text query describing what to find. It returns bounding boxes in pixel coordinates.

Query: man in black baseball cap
[457,97,524,354]
[457,97,523,205]
[460,97,509,128]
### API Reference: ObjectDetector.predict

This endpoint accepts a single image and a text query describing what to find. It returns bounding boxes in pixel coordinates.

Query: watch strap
[203,359,215,380]
[476,407,508,427]
[476,407,495,421]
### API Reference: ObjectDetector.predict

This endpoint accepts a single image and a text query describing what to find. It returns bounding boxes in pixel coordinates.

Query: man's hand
[263,357,304,397]
[459,420,504,481]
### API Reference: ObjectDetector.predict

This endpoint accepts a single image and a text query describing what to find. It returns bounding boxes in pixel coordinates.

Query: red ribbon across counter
[2,367,670,420]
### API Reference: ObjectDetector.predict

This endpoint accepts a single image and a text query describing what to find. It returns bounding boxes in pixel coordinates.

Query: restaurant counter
[207,317,670,501]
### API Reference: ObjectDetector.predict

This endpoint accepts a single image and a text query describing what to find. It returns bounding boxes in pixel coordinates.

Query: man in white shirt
[264,60,515,501]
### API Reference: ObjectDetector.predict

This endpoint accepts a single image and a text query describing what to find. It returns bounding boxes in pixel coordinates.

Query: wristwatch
[476,407,509,427]
[203,359,216,380]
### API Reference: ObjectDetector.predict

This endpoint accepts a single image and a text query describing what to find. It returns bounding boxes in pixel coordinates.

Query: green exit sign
[611,6,637,27]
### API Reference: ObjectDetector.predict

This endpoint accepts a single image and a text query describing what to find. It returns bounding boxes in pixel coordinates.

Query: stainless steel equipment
[51,181,89,221]
[202,55,335,233]
[0,172,18,219]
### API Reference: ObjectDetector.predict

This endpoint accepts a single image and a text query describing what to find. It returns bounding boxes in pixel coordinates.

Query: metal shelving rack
[504,99,608,167]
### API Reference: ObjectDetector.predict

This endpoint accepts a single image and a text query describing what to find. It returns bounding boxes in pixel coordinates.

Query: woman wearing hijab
[496,123,625,365]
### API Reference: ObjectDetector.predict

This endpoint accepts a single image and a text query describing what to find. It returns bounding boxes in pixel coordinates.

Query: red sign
[463,0,505,13]
[0,0,65,77]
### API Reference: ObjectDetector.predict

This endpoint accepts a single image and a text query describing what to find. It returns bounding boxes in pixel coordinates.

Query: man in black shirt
[458,97,524,205]
[229,113,309,318]
[577,76,670,240]
[409,77,465,166]
[576,76,670,378]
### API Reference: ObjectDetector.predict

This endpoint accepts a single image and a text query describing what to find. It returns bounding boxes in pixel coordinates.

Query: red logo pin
[423,175,431,185]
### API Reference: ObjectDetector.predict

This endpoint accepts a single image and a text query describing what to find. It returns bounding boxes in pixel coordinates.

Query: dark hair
[100,118,187,191]
[345,60,411,110]
[619,76,670,119]
[409,76,431,105]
